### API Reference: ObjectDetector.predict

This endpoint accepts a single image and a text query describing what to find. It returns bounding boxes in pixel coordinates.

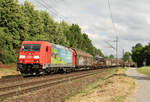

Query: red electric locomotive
[17,41,93,76]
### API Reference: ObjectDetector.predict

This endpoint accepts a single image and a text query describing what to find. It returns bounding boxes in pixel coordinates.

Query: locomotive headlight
[19,55,25,59]
[34,60,39,63]
[34,56,40,59]
[19,60,24,63]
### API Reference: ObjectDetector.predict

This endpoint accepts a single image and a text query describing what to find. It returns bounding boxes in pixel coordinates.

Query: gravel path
[126,68,150,102]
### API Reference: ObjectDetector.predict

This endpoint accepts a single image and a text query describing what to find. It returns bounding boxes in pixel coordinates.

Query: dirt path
[126,68,150,102]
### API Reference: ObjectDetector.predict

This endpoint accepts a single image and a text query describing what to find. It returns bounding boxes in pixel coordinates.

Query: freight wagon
[94,56,122,67]
[17,41,93,76]
[71,49,93,68]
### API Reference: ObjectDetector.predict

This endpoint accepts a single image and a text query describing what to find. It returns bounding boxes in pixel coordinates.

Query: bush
[0,49,17,64]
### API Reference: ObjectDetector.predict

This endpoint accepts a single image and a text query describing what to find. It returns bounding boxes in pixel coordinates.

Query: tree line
[131,43,150,67]
[0,0,104,64]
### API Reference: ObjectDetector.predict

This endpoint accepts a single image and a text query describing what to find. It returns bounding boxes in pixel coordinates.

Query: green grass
[129,79,136,90]
[0,67,19,77]
[137,66,150,76]
[111,96,126,102]
[0,68,17,74]
[0,67,16,72]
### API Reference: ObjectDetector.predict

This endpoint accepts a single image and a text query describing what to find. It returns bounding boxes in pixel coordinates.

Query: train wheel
[58,69,64,74]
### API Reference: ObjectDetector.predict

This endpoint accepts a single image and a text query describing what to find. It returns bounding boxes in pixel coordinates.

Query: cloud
[145,15,150,24]
[80,25,89,32]
[19,0,150,57]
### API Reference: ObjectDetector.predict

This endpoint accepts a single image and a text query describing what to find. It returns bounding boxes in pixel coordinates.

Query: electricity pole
[122,49,125,67]
[115,36,118,65]
[107,0,119,65]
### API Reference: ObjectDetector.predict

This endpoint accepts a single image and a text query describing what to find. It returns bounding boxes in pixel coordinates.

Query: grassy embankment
[66,68,135,102]
[0,64,19,77]
[137,66,150,76]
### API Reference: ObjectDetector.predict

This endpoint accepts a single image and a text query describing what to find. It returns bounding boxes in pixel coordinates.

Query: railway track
[0,68,100,84]
[0,75,23,83]
[0,69,99,91]
[0,69,105,100]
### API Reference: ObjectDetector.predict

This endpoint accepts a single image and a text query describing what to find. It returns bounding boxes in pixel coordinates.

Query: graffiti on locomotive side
[51,46,72,64]
[51,48,58,54]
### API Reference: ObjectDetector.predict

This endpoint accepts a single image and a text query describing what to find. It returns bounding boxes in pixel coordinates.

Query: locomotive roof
[22,41,72,51]
[22,41,48,44]
[22,41,92,56]
[50,43,71,51]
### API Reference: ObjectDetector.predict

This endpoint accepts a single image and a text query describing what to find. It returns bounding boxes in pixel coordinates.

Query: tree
[131,43,144,67]
[122,52,131,62]
[109,54,114,59]
[0,0,104,63]
[0,0,28,63]
[67,24,82,48]
[143,43,150,65]
[22,1,44,40]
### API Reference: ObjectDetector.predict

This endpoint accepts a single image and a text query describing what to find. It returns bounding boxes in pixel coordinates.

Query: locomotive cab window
[46,46,48,52]
[21,44,41,51]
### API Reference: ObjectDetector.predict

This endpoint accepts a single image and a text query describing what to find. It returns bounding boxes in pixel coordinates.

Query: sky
[19,0,150,57]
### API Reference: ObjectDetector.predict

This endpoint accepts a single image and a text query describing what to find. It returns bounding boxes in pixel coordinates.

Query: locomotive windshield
[21,44,41,51]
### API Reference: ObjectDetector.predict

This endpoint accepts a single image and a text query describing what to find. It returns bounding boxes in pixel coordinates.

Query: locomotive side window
[46,46,48,52]
[21,44,41,51]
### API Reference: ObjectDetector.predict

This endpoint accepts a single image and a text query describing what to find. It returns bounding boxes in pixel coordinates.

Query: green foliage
[132,43,150,67]
[131,43,144,67]
[122,52,131,62]
[143,43,150,66]
[109,54,114,59]
[103,56,109,59]
[0,0,103,64]
[137,66,150,76]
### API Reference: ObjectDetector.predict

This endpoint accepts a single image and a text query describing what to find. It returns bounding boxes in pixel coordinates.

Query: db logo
[27,56,32,59]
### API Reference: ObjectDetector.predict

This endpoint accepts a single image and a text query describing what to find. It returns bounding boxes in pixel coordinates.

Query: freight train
[17,41,93,76]
[17,41,122,76]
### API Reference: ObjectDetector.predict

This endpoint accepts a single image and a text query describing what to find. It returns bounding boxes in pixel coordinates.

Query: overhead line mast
[116,36,118,63]
[107,0,119,64]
